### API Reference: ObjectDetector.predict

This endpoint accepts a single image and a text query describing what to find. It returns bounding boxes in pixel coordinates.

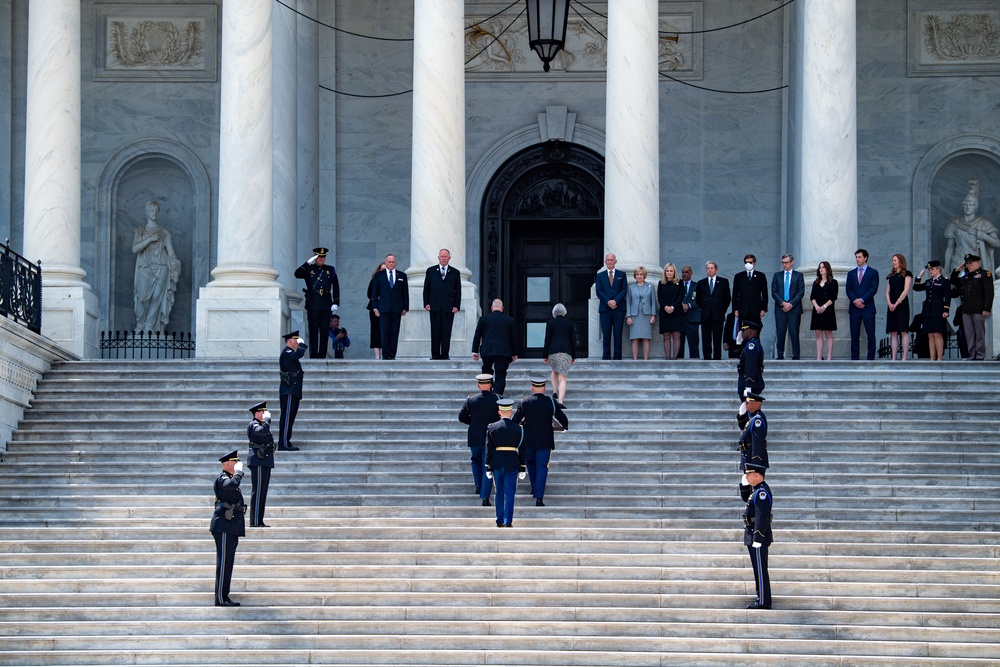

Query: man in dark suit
[680,265,700,359]
[370,253,409,360]
[732,253,769,325]
[846,248,879,360]
[423,248,462,360]
[770,254,805,359]
[293,247,340,359]
[471,299,519,396]
[595,252,628,360]
[696,261,731,360]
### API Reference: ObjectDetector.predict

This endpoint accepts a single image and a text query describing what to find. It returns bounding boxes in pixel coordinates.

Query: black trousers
[279,394,300,449]
[701,319,724,359]
[429,309,456,359]
[249,466,271,525]
[684,319,701,358]
[747,544,771,606]
[379,312,402,359]
[481,356,512,397]
[306,308,329,358]
[213,531,239,603]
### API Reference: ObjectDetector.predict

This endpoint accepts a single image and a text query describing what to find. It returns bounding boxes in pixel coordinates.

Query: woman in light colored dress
[626,266,656,360]
[542,303,577,402]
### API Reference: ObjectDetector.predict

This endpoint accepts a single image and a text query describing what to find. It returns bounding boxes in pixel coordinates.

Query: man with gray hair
[770,254,805,359]
[471,299,520,396]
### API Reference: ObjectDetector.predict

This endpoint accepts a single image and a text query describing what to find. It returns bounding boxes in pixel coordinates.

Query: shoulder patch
[757,490,767,500]
[753,417,762,427]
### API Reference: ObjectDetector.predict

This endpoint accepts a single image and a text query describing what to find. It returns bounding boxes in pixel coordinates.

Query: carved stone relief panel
[908,1,1000,76]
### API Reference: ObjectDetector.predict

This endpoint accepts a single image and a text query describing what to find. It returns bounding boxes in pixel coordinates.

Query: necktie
[858,268,863,284]
[441,266,446,279]
[710,278,715,293]
[389,270,395,287]
[608,270,614,285]
[784,272,790,301]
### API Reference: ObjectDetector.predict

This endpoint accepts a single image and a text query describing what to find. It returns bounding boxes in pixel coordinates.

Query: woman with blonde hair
[626,266,656,360]
[657,263,684,359]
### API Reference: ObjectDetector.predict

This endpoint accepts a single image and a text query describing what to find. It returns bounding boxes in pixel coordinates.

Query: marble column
[23,0,97,358]
[196,0,287,356]
[592,0,661,357]
[273,0,301,319]
[399,0,479,358]
[297,0,320,337]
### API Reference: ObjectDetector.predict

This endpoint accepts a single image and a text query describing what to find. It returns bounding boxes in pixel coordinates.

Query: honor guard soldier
[247,401,275,527]
[741,465,773,609]
[295,247,340,359]
[278,331,307,451]
[513,375,568,507]
[458,374,500,505]
[737,319,765,399]
[211,450,246,606]
[485,399,527,527]
[950,253,994,360]
[737,392,768,477]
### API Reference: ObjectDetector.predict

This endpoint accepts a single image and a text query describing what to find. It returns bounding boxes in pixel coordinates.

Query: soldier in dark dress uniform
[513,376,568,507]
[458,374,500,505]
[294,247,340,359]
[737,319,765,399]
[950,253,994,360]
[742,466,773,609]
[485,399,527,527]
[211,450,246,606]
[247,401,275,527]
[737,393,768,477]
[278,331,307,451]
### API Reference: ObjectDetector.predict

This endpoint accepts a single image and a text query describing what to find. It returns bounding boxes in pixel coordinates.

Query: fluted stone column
[196,0,287,357]
[297,0,320,339]
[273,0,301,322]
[591,0,661,357]
[23,0,96,358]
[399,0,479,358]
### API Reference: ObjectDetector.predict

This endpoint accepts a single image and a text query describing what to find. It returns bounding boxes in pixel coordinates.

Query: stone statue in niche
[945,180,999,273]
[132,200,181,332]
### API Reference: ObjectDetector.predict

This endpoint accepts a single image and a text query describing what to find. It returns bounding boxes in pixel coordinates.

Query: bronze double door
[507,219,601,359]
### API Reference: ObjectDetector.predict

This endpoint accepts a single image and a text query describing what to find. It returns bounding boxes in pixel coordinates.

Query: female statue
[945,180,999,273]
[132,200,181,332]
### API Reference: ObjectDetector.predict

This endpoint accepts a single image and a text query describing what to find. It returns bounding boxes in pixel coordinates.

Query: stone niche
[929,155,1000,272]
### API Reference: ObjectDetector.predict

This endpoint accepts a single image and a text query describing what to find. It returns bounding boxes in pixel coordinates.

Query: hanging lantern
[526,0,570,72]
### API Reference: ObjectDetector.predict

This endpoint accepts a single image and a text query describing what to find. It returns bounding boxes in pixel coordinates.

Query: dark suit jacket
[682,280,701,323]
[696,276,731,322]
[542,316,577,358]
[472,310,520,358]
[732,271,769,318]
[513,393,568,451]
[846,266,879,312]
[770,269,805,314]
[423,265,461,312]
[371,269,409,314]
[596,269,628,313]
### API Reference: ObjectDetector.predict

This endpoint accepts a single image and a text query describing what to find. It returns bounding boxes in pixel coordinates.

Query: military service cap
[744,392,766,403]
[965,253,981,263]
[740,319,763,331]
[744,463,766,475]
[313,247,329,256]
[497,398,516,411]
[530,375,548,387]
[249,401,267,414]
[475,374,493,384]
[925,260,941,269]
[219,450,240,463]
[282,330,299,340]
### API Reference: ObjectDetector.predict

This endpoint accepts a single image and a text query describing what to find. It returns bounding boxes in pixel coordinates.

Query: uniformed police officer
[742,465,773,609]
[294,247,340,359]
[211,450,246,606]
[458,373,500,505]
[737,319,764,399]
[513,375,568,507]
[737,392,768,477]
[247,401,275,527]
[278,331,307,451]
[485,399,527,527]
[950,253,994,360]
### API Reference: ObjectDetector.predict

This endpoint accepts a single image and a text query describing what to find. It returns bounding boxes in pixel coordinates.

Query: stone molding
[908,0,1000,76]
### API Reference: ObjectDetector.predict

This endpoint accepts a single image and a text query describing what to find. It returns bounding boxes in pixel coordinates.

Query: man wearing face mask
[732,254,769,327]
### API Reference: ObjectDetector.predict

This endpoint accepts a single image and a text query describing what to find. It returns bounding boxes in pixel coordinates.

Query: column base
[196,284,290,357]
[396,275,480,359]
[40,284,99,359]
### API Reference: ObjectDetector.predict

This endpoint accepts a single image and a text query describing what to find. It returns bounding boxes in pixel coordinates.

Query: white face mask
[744,262,754,272]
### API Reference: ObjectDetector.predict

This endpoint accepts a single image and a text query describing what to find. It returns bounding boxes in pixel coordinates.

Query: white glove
[297,338,306,346]
[233,461,244,474]
[743,387,751,397]
[262,410,271,422]
[735,331,744,346]
[738,402,748,416]
[308,254,318,265]
[485,471,493,479]
[330,304,339,314]
[518,472,526,480]
[741,474,749,486]
[751,541,762,548]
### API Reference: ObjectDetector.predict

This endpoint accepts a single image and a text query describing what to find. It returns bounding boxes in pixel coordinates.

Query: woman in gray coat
[626,266,657,360]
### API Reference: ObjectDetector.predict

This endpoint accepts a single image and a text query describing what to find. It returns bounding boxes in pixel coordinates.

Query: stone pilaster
[23,0,98,358]
[400,0,479,358]
[196,0,288,357]
[273,0,301,322]
[296,0,320,337]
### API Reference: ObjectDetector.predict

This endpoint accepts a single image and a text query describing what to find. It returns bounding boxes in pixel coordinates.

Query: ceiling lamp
[526,0,570,72]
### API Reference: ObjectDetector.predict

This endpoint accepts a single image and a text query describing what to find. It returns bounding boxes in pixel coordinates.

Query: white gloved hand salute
[233,461,244,475]
[262,410,271,422]
[308,255,318,265]
[297,338,306,347]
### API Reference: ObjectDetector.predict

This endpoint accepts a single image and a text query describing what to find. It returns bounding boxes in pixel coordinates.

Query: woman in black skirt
[913,260,956,361]
[884,253,913,361]
[367,261,385,359]
[809,261,838,360]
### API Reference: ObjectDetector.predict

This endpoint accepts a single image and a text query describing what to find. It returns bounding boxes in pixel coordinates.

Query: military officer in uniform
[278,331,307,451]
[247,401,275,527]
[737,319,765,399]
[737,392,768,479]
[742,465,773,609]
[211,449,246,606]
[950,253,994,360]
[485,399,527,527]
[513,375,568,507]
[458,373,500,505]
[294,247,340,359]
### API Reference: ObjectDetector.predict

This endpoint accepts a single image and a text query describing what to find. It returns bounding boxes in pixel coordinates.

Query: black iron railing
[0,240,42,334]
[100,330,195,359]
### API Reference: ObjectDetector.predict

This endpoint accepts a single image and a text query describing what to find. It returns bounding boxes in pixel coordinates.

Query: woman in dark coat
[542,302,577,403]
[366,261,385,359]
[913,260,956,361]
[656,263,685,359]
[809,261,838,360]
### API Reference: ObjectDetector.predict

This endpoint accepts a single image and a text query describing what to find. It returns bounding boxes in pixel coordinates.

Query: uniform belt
[495,447,518,451]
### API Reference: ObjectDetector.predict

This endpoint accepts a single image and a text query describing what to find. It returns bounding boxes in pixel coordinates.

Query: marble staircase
[0,359,997,666]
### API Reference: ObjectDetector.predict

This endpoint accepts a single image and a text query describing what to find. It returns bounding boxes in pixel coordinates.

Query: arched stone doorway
[480,141,605,358]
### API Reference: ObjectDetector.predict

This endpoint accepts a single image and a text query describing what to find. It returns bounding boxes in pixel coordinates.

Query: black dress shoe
[482,499,491,506]
[283,445,300,451]
[257,523,270,528]
[535,499,544,507]
[224,597,241,606]
[746,601,771,610]
[474,485,481,495]
[503,523,512,527]
[496,522,503,527]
